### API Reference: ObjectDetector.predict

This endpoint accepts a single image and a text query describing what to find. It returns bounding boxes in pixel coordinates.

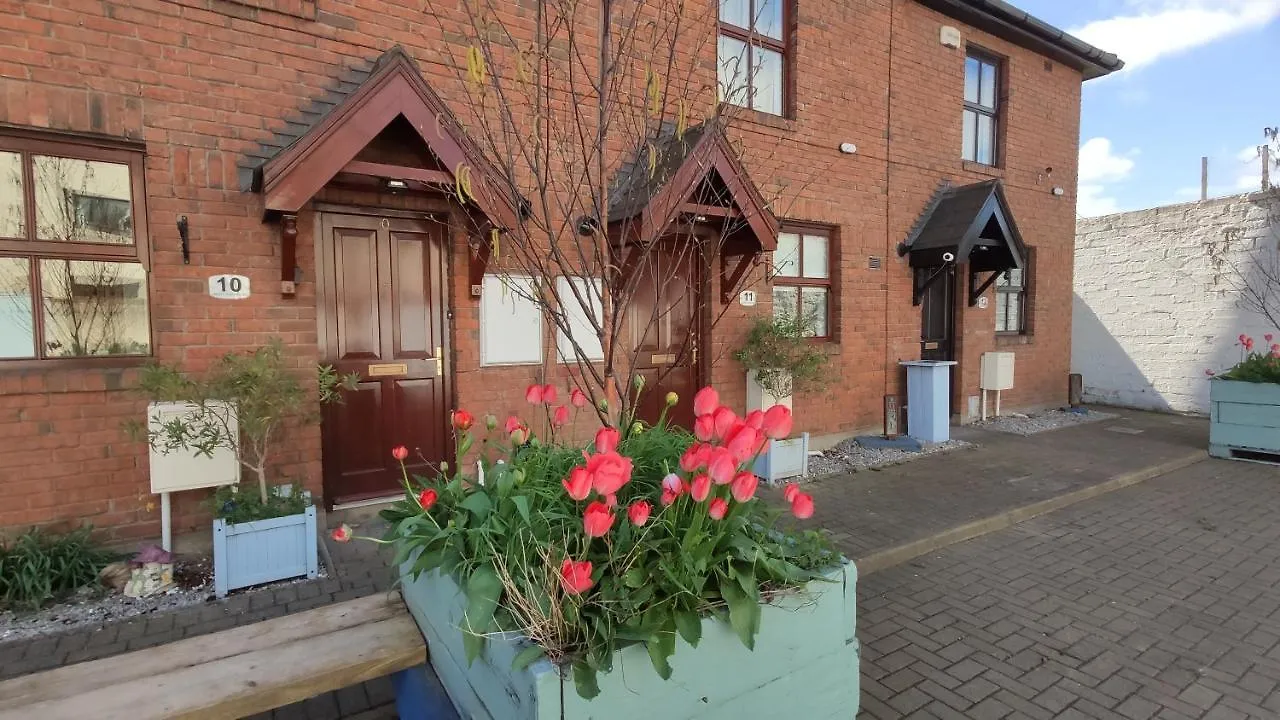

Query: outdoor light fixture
[385,178,409,190]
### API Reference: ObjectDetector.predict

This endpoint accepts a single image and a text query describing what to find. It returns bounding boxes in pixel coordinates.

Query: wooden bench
[0,592,456,720]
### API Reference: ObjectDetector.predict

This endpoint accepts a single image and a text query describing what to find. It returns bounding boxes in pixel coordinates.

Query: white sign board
[147,401,240,493]
[739,290,757,307]
[209,274,251,300]
[977,296,989,309]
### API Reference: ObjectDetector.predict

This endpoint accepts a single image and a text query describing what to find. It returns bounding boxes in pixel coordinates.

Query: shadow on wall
[1071,292,1176,413]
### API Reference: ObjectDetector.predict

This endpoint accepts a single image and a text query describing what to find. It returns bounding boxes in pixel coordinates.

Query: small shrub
[210,483,310,524]
[732,316,831,398]
[0,527,119,611]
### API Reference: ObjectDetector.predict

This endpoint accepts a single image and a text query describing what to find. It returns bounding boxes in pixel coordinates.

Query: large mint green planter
[398,558,859,720]
[1209,378,1280,461]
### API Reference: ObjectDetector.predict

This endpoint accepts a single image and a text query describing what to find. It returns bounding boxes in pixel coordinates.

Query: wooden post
[1263,145,1272,191]
[1201,156,1209,201]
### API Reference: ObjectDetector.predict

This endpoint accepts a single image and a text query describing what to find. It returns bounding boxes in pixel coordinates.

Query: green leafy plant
[1213,333,1280,384]
[0,527,119,611]
[131,338,356,518]
[732,315,831,398]
[356,383,835,699]
[209,483,310,524]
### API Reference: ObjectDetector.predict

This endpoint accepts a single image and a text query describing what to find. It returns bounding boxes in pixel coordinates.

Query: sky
[1009,0,1280,217]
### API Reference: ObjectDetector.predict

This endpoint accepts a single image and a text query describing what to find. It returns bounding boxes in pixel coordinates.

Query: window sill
[720,103,797,132]
[962,161,1005,178]
[0,355,149,373]
[995,333,1032,346]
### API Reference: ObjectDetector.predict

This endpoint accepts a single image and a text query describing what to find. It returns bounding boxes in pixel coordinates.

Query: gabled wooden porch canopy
[606,123,779,303]
[245,47,521,294]
[898,179,1027,306]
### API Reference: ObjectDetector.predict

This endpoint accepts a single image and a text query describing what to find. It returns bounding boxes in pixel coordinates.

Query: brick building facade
[0,0,1118,539]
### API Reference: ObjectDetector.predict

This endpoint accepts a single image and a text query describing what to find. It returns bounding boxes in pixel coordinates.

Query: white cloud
[1077,138,1139,217]
[1070,0,1280,74]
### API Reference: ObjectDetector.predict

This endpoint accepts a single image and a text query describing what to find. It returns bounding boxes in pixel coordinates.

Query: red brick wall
[0,0,1086,537]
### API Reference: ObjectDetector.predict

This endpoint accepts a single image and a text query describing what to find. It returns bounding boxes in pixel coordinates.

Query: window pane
[756,0,784,40]
[800,287,829,337]
[962,110,976,161]
[980,61,996,108]
[802,234,828,278]
[719,0,749,28]
[753,46,783,115]
[0,152,23,239]
[772,285,797,323]
[34,155,134,245]
[0,257,34,358]
[1007,268,1023,287]
[39,259,149,357]
[1006,292,1021,332]
[773,232,800,277]
[995,291,1009,332]
[964,56,980,104]
[976,113,994,165]
[717,35,750,107]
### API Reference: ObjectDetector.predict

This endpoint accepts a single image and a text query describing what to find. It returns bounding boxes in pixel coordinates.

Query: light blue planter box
[901,360,956,444]
[399,557,859,720]
[213,506,318,598]
[1209,378,1280,460]
[754,433,809,482]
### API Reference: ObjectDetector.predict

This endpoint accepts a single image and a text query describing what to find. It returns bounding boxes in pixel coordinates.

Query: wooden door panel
[393,378,446,476]
[627,243,699,430]
[326,382,387,489]
[391,232,430,358]
[334,226,381,361]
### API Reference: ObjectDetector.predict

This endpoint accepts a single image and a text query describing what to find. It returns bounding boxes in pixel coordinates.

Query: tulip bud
[484,414,498,431]
[440,461,449,472]
[633,374,646,390]
[631,421,644,435]
[665,391,678,407]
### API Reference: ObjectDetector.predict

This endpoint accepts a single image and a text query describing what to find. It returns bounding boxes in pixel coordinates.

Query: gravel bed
[0,557,327,644]
[805,438,971,479]
[973,408,1116,436]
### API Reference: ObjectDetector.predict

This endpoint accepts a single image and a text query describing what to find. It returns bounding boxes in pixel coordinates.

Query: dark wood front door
[319,212,450,505]
[920,265,955,362]
[627,242,701,430]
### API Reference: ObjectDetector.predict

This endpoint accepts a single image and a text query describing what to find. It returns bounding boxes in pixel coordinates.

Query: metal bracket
[968,269,1001,307]
[720,252,759,304]
[912,262,952,305]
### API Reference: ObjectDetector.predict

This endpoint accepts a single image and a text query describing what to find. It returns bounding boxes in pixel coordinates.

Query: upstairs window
[771,228,831,339]
[962,51,1001,165]
[0,132,151,362]
[718,0,787,116]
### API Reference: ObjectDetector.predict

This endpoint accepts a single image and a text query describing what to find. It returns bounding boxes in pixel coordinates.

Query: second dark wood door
[626,242,701,430]
[319,212,450,505]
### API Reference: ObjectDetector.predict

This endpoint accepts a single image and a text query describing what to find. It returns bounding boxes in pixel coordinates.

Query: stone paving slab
[786,407,1208,566]
[858,458,1280,719]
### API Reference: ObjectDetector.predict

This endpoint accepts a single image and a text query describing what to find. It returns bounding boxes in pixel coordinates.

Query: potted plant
[136,339,355,597]
[1208,333,1280,461]
[732,316,830,481]
[336,385,858,718]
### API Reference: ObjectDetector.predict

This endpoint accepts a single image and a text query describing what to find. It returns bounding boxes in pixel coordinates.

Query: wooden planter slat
[213,506,318,598]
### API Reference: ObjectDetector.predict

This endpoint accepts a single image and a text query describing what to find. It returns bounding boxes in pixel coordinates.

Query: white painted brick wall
[1072,192,1280,415]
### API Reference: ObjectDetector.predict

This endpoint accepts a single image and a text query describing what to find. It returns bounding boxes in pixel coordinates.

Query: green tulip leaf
[573,660,600,699]
[675,609,702,647]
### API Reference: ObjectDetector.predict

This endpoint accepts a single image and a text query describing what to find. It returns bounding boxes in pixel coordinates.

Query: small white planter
[746,370,793,412]
[213,506,318,598]
[754,433,809,482]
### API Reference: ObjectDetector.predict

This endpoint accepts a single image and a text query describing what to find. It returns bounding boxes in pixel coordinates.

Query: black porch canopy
[898,179,1028,306]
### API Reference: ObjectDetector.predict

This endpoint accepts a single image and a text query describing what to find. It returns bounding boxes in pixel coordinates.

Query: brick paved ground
[858,457,1280,719]
[792,408,1206,562]
[0,520,397,718]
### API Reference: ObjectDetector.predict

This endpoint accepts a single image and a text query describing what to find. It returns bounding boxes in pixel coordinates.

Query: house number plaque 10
[208,274,251,300]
